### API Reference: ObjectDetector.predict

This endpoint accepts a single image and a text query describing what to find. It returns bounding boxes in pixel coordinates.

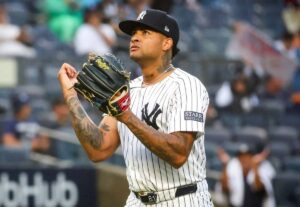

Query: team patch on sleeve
[184,111,203,122]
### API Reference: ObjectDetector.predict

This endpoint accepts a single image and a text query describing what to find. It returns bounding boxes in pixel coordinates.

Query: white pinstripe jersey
[117,68,209,193]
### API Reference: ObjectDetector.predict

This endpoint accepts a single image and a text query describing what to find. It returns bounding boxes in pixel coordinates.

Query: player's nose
[131,33,141,43]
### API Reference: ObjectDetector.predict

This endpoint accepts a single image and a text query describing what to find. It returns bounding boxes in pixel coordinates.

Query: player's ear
[162,37,173,52]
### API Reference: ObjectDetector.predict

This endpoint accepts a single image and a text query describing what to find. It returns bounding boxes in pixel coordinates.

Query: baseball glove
[74,53,131,116]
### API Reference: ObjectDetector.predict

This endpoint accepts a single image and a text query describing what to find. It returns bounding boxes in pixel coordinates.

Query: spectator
[274,30,297,60]
[102,0,120,21]
[217,144,276,207]
[41,98,84,160]
[292,30,300,53]
[42,0,82,43]
[283,1,300,34]
[41,98,71,130]
[215,72,260,113]
[284,0,300,8]
[1,92,49,152]
[259,75,286,102]
[287,31,300,112]
[0,4,36,58]
[73,7,117,56]
[119,0,150,20]
[205,104,222,128]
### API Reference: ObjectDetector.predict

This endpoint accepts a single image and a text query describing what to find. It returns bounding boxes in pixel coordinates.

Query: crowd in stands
[0,0,300,206]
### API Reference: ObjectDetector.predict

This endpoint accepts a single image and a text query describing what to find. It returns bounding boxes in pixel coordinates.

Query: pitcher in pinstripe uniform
[58,9,213,207]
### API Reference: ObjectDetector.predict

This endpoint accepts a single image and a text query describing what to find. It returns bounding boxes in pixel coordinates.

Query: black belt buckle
[135,192,157,204]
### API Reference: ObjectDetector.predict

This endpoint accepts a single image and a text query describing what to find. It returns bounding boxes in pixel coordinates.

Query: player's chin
[129,52,142,61]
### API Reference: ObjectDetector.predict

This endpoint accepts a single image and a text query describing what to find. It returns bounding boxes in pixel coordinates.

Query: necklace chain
[142,64,174,86]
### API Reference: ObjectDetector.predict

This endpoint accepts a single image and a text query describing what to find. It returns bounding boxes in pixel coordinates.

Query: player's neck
[141,62,174,86]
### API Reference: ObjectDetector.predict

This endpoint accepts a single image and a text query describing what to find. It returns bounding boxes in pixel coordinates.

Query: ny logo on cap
[164,26,170,32]
[137,10,146,20]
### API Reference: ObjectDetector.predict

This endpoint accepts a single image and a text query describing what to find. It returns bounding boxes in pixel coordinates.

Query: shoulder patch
[184,111,203,122]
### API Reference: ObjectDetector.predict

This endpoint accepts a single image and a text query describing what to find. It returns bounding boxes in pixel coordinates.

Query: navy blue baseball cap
[119,9,180,57]
[11,92,30,113]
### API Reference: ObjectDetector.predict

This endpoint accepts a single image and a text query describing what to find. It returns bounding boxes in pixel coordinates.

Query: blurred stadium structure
[0,0,300,207]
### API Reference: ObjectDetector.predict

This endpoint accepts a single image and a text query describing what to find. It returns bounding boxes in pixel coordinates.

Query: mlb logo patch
[184,111,203,122]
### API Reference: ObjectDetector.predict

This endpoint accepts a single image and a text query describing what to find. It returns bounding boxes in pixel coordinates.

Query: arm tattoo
[66,96,110,149]
[125,114,190,164]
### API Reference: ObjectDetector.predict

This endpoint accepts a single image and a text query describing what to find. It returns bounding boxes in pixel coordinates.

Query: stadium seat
[43,65,62,95]
[205,127,232,144]
[6,2,30,26]
[219,112,242,129]
[205,142,218,160]
[240,112,269,128]
[30,98,52,121]
[272,172,300,207]
[208,158,223,171]
[0,146,31,165]
[283,157,300,173]
[0,118,5,137]
[292,142,300,156]
[295,186,300,207]
[233,126,268,145]
[19,64,42,85]
[268,157,283,172]
[269,142,291,161]
[268,126,298,147]
[277,114,300,132]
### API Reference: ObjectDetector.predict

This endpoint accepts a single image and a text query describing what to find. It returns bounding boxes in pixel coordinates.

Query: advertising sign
[0,167,97,207]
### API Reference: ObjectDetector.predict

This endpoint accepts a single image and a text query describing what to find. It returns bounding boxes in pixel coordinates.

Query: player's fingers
[61,63,77,77]
[66,66,77,78]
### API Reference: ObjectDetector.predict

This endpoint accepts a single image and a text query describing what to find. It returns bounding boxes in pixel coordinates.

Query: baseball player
[58,9,213,207]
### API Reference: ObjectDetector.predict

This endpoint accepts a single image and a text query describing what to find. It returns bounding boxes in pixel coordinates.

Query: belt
[133,183,198,204]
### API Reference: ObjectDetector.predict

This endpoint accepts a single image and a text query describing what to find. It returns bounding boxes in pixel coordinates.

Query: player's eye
[132,30,137,36]
[142,30,150,35]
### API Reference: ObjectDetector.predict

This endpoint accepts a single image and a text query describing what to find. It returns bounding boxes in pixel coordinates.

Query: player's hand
[217,147,230,165]
[57,63,78,97]
[252,149,269,167]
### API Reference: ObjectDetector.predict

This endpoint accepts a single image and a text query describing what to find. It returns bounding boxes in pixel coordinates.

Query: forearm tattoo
[66,96,109,149]
[125,114,187,164]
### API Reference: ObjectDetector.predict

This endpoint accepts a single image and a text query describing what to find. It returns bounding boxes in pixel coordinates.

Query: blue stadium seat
[292,142,300,156]
[6,2,30,26]
[219,112,242,129]
[0,118,6,138]
[205,127,232,144]
[283,156,300,173]
[269,142,291,161]
[273,172,300,207]
[295,187,300,207]
[277,114,300,132]
[268,156,283,172]
[241,112,269,128]
[0,147,31,165]
[205,142,218,160]
[209,158,223,171]
[234,126,268,145]
[268,126,298,147]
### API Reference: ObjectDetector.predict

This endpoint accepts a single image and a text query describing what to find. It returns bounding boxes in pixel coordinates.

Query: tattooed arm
[57,63,120,162]
[117,110,196,169]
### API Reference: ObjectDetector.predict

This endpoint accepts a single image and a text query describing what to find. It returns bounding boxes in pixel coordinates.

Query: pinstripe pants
[125,181,214,207]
